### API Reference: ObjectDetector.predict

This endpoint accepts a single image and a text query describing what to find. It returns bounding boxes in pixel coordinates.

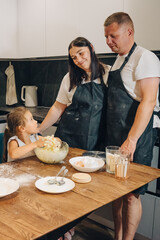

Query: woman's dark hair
[68,37,105,90]
[3,107,28,162]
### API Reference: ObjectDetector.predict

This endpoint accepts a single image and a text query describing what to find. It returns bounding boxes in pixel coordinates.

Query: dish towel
[5,63,18,105]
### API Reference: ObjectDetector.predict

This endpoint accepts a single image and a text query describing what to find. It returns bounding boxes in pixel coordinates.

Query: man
[104,12,160,240]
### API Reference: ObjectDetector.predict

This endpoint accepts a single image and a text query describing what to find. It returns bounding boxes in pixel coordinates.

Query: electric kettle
[21,86,38,107]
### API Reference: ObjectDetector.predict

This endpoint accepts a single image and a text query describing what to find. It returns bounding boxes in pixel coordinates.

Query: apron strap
[91,75,105,96]
[100,75,105,85]
[119,42,137,71]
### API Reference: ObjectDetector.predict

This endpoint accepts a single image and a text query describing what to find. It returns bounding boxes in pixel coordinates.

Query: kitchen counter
[0,105,159,143]
[0,106,59,126]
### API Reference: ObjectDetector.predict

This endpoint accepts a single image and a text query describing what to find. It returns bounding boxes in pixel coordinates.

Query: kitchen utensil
[35,141,69,164]
[35,177,75,194]
[48,166,66,185]
[0,178,19,198]
[69,156,105,172]
[21,86,38,107]
[58,169,68,185]
[82,151,105,160]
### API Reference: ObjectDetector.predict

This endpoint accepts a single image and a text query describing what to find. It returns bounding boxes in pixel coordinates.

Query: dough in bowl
[35,136,69,164]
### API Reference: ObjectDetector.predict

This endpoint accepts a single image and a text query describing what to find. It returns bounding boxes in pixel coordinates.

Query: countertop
[0,106,59,125]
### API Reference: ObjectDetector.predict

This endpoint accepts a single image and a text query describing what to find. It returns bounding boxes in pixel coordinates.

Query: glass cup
[106,146,120,174]
[115,153,130,179]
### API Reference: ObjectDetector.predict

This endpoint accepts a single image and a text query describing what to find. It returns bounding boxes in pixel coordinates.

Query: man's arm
[121,77,159,160]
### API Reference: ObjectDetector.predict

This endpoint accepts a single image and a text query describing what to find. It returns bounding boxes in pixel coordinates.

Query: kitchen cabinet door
[17,0,45,58]
[137,193,155,239]
[45,0,123,56]
[148,146,159,193]
[0,0,17,58]
[124,0,160,50]
[88,202,114,230]
[152,197,160,240]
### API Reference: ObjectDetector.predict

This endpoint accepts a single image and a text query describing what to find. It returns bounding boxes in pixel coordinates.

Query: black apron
[55,77,107,151]
[107,43,156,194]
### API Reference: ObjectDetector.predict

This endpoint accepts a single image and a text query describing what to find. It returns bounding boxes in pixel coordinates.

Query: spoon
[48,166,66,185]
[58,169,68,185]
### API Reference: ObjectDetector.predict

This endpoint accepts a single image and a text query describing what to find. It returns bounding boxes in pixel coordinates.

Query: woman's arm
[39,101,67,133]
[8,138,45,160]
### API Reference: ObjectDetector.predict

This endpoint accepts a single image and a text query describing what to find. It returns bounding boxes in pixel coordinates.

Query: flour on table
[0,165,15,177]
[0,165,37,186]
[13,173,36,186]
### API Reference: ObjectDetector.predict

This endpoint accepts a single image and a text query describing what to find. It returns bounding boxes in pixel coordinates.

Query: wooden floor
[44,218,146,240]
[73,218,114,240]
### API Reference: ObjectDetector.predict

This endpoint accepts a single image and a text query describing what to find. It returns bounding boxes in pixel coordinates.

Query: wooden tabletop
[0,148,160,240]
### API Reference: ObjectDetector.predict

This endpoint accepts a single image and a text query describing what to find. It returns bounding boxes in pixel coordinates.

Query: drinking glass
[115,153,130,179]
[106,146,120,174]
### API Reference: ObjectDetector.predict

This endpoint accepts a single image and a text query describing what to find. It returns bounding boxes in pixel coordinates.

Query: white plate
[35,177,75,194]
[0,178,19,198]
[69,156,105,172]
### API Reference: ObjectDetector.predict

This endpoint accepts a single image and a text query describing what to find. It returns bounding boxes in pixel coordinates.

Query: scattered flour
[13,174,37,186]
[0,165,37,186]
[0,165,15,177]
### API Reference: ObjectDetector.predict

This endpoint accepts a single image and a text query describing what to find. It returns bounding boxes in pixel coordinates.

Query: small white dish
[35,177,75,194]
[69,156,105,173]
[0,178,19,198]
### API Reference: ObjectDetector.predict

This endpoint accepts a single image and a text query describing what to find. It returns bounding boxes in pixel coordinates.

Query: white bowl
[69,156,105,172]
[35,141,69,164]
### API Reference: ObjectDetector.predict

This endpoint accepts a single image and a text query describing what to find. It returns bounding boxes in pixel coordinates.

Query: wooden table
[0,148,160,240]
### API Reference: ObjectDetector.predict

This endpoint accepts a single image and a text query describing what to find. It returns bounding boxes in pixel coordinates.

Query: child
[3,107,44,162]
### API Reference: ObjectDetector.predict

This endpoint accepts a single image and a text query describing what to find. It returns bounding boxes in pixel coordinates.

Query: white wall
[124,0,160,51]
[0,0,160,58]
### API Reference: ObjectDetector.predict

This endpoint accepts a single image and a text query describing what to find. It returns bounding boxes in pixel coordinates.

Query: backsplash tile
[0,51,159,107]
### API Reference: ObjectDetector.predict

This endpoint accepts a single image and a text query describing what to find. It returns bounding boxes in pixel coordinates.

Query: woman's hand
[39,101,67,133]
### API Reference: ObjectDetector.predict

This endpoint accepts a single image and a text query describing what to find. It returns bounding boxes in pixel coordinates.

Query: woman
[39,37,110,151]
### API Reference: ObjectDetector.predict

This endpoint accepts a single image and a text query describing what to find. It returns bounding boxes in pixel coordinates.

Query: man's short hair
[104,12,134,31]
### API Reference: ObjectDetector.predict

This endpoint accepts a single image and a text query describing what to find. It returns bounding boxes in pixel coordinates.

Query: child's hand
[35,138,45,148]
[54,137,62,143]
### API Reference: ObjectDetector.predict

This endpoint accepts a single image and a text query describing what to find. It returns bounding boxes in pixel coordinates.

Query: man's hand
[120,136,137,161]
